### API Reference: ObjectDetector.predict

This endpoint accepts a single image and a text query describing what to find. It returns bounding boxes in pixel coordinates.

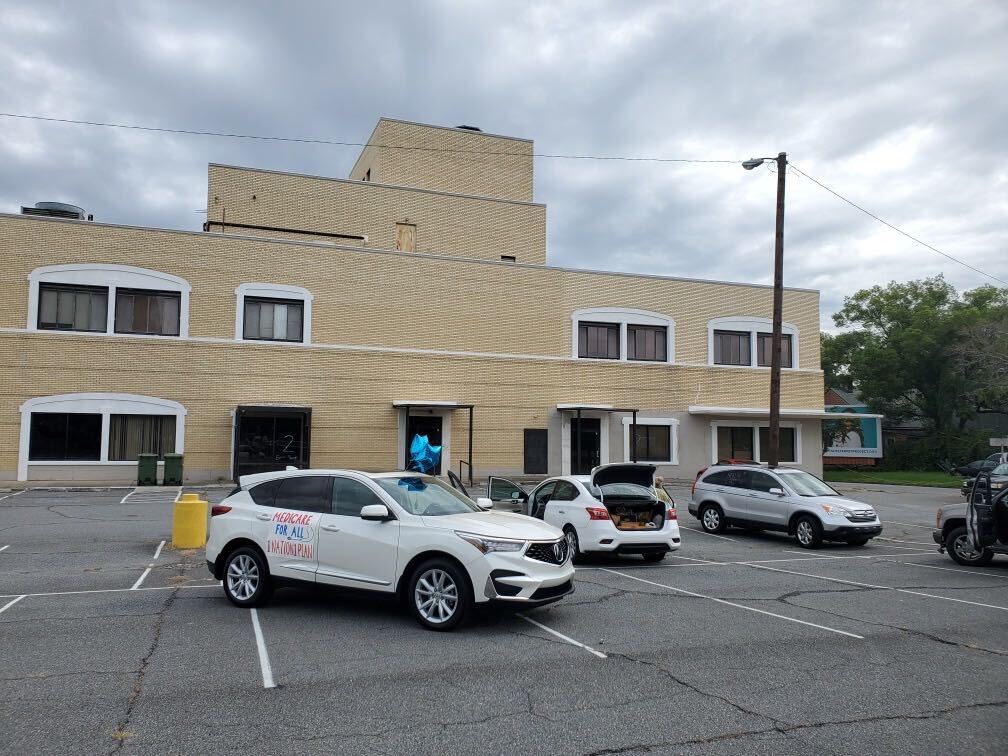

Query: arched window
[571,308,675,363]
[707,317,799,369]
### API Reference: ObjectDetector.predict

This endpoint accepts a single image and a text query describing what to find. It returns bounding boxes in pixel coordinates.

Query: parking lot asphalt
[1,482,1006,755]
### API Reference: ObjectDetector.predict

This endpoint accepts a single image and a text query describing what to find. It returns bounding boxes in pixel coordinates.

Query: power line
[0,112,737,164]
[789,163,1007,287]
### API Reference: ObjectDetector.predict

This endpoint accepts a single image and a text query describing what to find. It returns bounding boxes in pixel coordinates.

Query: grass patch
[823,469,962,488]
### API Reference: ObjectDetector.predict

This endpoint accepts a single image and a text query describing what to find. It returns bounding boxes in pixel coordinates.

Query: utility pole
[767,152,787,469]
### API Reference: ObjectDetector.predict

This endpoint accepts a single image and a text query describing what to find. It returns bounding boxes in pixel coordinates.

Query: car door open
[487,476,528,512]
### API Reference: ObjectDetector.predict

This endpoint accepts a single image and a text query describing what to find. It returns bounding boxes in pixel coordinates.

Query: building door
[523,429,548,474]
[570,418,601,475]
[233,406,311,480]
[406,415,442,474]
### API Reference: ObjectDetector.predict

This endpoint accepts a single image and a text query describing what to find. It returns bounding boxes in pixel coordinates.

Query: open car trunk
[590,463,664,530]
[603,495,666,531]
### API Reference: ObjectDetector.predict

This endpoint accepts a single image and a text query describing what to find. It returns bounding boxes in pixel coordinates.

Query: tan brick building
[0,119,831,484]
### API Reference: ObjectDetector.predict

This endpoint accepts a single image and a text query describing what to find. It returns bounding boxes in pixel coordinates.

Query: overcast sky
[1,0,1005,327]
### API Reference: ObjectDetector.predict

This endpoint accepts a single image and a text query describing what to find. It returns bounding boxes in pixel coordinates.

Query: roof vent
[456,125,482,132]
[21,202,89,220]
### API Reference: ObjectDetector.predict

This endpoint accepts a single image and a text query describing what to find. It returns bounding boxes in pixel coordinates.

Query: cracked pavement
[1,483,1006,754]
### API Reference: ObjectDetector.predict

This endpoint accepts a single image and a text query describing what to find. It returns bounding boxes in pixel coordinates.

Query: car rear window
[703,469,750,489]
[249,478,281,507]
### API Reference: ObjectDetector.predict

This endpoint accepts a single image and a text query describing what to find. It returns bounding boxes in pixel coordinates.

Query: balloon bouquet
[408,434,442,474]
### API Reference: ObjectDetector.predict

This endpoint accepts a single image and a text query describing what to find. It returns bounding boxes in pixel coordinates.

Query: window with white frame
[572,308,675,363]
[29,265,190,338]
[707,317,798,369]
[621,416,679,464]
[235,284,313,345]
[710,421,800,464]
[18,394,186,481]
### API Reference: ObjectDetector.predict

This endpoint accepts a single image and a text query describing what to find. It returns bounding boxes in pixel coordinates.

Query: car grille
[846,509,876,522]
[525,538,569,565]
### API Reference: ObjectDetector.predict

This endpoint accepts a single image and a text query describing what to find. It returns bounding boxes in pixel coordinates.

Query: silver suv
[689,464,883,548]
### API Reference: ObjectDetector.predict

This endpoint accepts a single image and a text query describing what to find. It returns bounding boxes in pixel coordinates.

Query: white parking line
[887,560,1008,579]
[0,490,26,502]
[678,525,737,542]
[602,568,864,639]
[173,488,183,503]
[0,545,9,553]
[518,613,607,658]
[250,608,277,688]
[576,551,940,572]
[119,488,137,504]
[130,540,166,590]
[882,520,936,530]
[0,595,25,614]
[0,582,220,600]
[782,549,936,558]
[743,563,1008,612]
[875,537,936,548]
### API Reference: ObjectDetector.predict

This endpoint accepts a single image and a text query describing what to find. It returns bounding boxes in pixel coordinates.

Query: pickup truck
[934,481,1008,566]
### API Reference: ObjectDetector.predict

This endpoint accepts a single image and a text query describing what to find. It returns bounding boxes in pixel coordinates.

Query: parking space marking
[119,488,137,504]
[602,568,865,639]
[882,520,937,530]
[743,563,1008,613]
[0,490,26,502]
[886,560,1008,580]
[576,551,941,572]
[130,539,167,590]
[875,537,937,548]
[677,525,737,542]
[250,608,277,688]
[0,582,220,600]
[782,549,936,559]
[0,545,9,553]
[0,595,25,614]
[517,613,608,658]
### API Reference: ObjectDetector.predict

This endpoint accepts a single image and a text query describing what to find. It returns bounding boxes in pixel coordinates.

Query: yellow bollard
[172,492,208,549]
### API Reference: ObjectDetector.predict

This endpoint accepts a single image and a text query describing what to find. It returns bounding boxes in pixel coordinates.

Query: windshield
[589,482,655,500]
[778,470,839,497]
[992,463,1008,475]
[375,476,480,516]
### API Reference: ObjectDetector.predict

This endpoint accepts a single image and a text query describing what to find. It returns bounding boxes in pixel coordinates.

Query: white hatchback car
[206,469,575,630]
[487,464,681,562]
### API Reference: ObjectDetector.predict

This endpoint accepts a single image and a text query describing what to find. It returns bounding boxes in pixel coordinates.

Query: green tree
[830,276,1008,433]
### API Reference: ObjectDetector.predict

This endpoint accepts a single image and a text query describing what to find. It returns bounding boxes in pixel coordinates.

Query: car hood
[421,511,563,540]
[800,496,875,511]
[591,463,657,488]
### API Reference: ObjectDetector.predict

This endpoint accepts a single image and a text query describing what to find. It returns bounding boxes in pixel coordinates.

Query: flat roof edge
[0,213,820,294]
[375,117,533,144]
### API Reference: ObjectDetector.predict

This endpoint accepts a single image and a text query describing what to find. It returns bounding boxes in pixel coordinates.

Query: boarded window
[756,332,793,368]
[627,325,667,361]
[38,283,108,332]
[114,289,181,336]
[396,223,417,253]
[713,330,751,365]
[108,415,177,461]
[578,322,620,359]
[243,297,304,342]
[758,427,797,462]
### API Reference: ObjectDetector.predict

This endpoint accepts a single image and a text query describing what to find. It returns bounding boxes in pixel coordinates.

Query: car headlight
[991,482,1006,490]
[821,503,852,518]
[456,531,526,554]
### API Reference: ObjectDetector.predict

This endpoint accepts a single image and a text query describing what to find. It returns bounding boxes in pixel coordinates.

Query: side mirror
[360,504,391,521]
[769,487,785,496]
[476,497,494,510]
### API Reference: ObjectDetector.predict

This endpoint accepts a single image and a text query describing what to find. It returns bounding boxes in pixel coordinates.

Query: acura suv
[689,464,883,548]
[206,469,575,630]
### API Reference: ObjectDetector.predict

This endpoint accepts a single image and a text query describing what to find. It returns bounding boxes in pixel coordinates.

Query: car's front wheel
[409,559,473,631]
[945,526,994,566]
[794,516,823,549]
[222,546,273,607]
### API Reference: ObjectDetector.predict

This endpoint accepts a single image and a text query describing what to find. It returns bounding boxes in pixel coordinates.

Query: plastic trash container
[137,454,158,486]
[163,453,184,486]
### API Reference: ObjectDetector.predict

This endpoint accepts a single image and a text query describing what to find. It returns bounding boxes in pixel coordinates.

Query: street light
[743,152,787,468]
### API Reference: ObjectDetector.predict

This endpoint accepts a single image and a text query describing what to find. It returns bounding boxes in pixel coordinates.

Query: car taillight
[211,505,232,517]
[667,505,678,520]
[587,507,610,521]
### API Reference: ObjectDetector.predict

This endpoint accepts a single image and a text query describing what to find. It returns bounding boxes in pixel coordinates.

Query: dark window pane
[759,427,796,462]
[332,477,384,516]
[28,413,101,461]
[757,333,793,368]
[717,426,754,460]
[249,478,282,507]
[275,475,330,513]
[38,284,107,332]
[714,330,751,366]
[115,289,181,336]
[243,297,304,343]
[577,322,620,359]
[631,424,672,461]
[628,325,667,361]
[108,415,176,461]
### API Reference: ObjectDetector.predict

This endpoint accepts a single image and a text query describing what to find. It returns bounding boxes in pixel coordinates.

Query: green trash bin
[163,453,184,486]
[137,454,158,486]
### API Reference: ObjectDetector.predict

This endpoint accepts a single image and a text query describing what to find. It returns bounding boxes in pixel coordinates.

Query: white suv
[206,469,575,630]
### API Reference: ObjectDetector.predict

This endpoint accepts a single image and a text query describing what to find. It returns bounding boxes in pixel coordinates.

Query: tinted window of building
[632,424,671,461]
[38,284,108,332]
[578,322,619,359]
[627,325,667,361]
[758,427,797,462]
[114,289,181,336]
[28,413,102,461]
[713,330,751,366]
[756,333,793,368]
[717,426,754,460]
[243,298,304,342]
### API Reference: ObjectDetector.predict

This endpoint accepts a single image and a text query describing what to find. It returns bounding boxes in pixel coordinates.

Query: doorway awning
[392,401,475,485]
[687,405,883,420]
[557,404,644,463]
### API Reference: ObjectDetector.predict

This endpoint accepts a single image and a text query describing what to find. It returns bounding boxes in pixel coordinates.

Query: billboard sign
[823,405,882,458]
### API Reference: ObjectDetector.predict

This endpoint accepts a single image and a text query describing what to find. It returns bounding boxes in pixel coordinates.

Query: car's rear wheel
[563,526,582,562]
[794,516,823,549]
[699,504,727,534]
[409,559,473,631]
[222,546,273,607]
[945,526,994,566]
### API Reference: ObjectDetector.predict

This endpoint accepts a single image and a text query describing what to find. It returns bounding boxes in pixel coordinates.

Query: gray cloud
[1,0,1005,329]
